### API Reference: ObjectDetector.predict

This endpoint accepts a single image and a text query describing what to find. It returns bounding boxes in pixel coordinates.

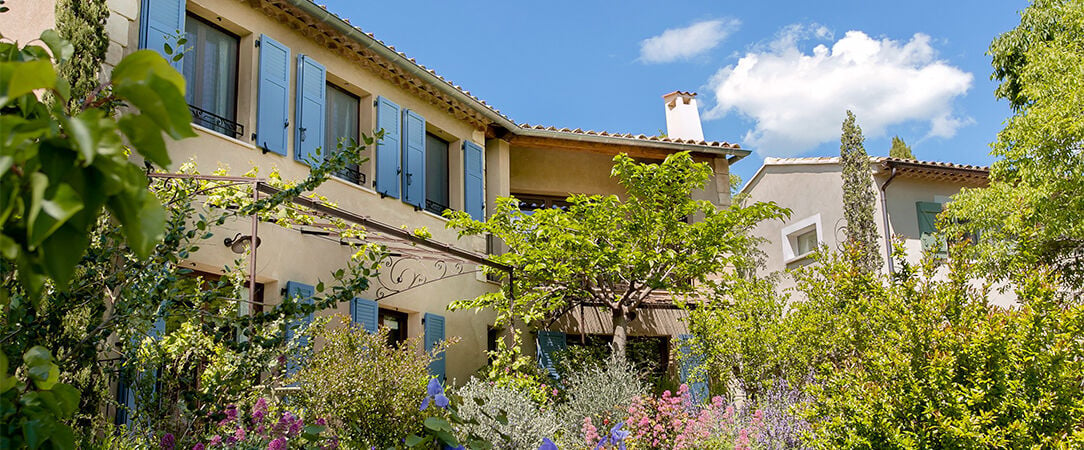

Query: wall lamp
[224,233,262,254]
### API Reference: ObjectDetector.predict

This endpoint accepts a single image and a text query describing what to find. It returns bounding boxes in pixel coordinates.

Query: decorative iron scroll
[373,256,479,300]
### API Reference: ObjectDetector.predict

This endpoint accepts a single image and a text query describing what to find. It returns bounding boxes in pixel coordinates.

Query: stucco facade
[741,157,1014,308]
[3,0,748,384]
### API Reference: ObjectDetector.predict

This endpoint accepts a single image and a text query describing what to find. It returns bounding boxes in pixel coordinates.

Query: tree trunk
[612,308,629,360]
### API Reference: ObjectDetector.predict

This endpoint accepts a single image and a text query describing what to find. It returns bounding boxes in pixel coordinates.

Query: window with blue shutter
[463,141,485,221]
[375,97,401,197]
[401,110,427,208]
[139,0,186,70]
[256,35,290,156]
[284,281,315,377]
[351,298,378,334]
[916,201,946,255]
[423,313,446,381]
[677,334,708,405]
[536,330,567,379]
[295,55,326,165]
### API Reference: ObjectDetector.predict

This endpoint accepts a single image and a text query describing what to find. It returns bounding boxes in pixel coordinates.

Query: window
[182,15,241,138]
[379,308,408,348]
[425,133,450,215]
[916,201,947,255]
[781,214,822,262]
[325,84,362,184]
[514,194,572,213]
[795,229,818,256]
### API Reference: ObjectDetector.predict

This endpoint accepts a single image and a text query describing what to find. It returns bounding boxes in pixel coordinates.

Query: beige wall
[0,0,56,46]
[744,163,1014,307]
[509,145,626,198]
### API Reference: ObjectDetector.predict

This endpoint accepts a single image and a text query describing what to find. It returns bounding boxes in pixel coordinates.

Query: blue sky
[321,0,1027,184]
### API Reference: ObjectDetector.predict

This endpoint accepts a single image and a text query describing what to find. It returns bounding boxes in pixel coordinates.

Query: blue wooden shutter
[139,0,185,70]
[256,35,290,156]
[463,141,485,220]
[375,97,401,197]
[423,313,446,381]
[536,330,567,379]
[284,281,315,377]
[295,55,326,165]
[916,201,946,255]
[677,334,708,405]
[401,109,426,208]
[351,298,378,334]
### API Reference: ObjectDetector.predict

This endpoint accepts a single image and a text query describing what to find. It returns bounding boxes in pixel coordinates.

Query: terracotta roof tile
[518,123,744,150]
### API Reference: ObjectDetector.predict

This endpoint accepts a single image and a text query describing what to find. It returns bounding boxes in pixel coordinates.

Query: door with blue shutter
[295,55,326,165]
[677,334,709,405]
[284,281,315,377]
[375,97,401,197]
[401,110,427,208]
[351,298,378,334]
[536,330,567,379]
[463,141,485,221]
[256,35,290,156]
[423,313,446,381]
[139,0,186,70]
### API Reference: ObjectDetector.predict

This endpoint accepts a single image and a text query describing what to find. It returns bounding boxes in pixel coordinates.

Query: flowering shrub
[192,398,336,449]
[454,377,560,449]
[289,317,443,447]
[555,355,645,448]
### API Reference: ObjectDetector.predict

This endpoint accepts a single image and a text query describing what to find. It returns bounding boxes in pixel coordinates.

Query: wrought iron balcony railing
[189,104,243,139]
[425,199,449,216]
[332,164,365,186]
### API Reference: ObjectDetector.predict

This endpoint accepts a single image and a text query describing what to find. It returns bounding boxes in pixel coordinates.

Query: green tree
[840,111,882,273]
[888,135,914,159]
[0,30,193,448]
[445,152,786,363]
[944,0,1084,287]
[54,0,109,111]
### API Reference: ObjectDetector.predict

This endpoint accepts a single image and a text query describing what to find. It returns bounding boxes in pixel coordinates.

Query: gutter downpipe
[878,165,898,274]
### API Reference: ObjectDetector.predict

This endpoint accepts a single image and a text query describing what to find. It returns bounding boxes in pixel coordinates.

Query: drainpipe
[878,166,898,274]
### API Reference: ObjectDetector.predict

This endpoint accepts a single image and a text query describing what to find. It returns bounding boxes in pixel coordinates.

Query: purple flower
[209,435,222,447]
[267,437,287,450]
[315,417,327,426]
[160,433,175,450]
[234,426,247,442]
[252,398,268,423]
[192,445,205,450]
[419,377,450,411]
[539,437,559,450]
[595,423,628,450]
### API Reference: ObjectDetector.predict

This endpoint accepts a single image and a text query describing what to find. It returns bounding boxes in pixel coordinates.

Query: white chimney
[662,91,705,141]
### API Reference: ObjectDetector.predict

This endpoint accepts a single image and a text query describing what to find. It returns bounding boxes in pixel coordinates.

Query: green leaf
[39,30,73,63]
[1,59,55,106]
[106,187,166,259]
[49,383,80,417]
[61,110,105,164]
[0,352,14,393]
[110,50,196,140]
[423,416,453,433]
[27,180,84,249]
[40,224,91,286]
[404,435,426,447]
[435,430,459,447]
[22,417,50,449]
[118,114,171,167]
[23,347,59,390]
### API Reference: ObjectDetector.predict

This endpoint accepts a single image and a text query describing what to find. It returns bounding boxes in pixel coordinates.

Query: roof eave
[514,127,750,159]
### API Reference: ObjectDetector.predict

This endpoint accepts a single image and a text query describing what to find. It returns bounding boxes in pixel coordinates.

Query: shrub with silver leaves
[453,378,560,449]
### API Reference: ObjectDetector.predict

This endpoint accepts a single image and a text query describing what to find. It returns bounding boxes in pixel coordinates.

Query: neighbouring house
[2,0,747,400]
[739,156,1014,307]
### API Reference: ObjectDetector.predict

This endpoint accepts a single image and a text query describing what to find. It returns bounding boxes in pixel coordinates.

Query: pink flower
[209,435,222,447]
[267,438,286,450]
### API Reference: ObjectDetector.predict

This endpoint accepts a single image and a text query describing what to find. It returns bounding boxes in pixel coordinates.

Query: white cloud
[639,19,740,64]
[704,29,973,156]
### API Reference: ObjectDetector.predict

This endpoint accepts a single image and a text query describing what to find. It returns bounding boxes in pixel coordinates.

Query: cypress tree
[55,0,109,110]
[889,135,915,159]
[840,111,882,273]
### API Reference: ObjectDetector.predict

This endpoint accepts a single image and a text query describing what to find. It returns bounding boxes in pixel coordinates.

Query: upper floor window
[325,84,362,184]
[425,133,449,215]
[182,14,241,138]
[515,194,572,214]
